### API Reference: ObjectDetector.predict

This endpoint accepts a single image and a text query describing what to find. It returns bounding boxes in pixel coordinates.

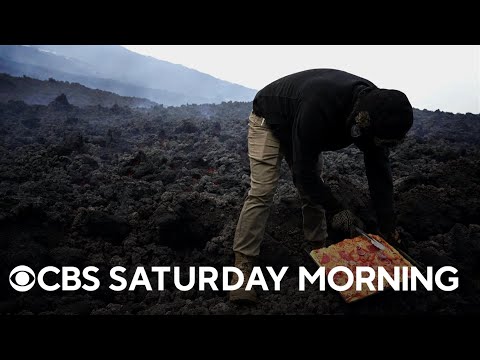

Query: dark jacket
[252,69,394,233]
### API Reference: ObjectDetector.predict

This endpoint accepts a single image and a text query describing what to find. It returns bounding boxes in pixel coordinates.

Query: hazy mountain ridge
[33,45,253,99]
[0,47,208,105]
[0,73,158,108]
[0,45,257,106]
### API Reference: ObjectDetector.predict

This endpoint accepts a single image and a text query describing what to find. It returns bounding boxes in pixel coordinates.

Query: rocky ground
[0,95,479,314]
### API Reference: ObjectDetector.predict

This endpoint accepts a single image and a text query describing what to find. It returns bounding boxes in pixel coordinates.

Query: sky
[123,45,480,114]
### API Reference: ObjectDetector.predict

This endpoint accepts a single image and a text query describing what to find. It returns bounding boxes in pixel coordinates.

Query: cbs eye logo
[9,265,36,292]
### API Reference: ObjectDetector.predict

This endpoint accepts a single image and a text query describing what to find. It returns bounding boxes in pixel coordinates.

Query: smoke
[24,45,256,106]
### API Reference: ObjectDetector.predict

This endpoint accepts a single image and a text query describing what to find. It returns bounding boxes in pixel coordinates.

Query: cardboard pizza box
[309,234,413,303]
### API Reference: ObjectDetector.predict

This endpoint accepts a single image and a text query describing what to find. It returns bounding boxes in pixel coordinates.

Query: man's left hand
[380,228,401,246]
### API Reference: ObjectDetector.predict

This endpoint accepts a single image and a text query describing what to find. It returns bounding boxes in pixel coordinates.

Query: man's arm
[363,146,395,234]
[290,104,344,214]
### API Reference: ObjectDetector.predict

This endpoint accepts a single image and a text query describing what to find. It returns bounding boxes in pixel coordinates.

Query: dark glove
[379,228,402,247]
[331,209,364,238]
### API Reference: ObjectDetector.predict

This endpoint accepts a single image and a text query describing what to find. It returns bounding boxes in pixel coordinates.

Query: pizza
[310,234,412,303]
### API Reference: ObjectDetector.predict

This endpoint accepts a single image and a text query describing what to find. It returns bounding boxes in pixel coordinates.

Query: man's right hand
[331,209,364,238]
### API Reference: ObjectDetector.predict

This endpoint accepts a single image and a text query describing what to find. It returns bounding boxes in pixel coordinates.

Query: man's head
[350,88,413,148]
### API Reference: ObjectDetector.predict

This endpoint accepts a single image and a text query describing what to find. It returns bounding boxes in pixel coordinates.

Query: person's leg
[300,153,328,244]
[230,112,282,303]
[284,151,328,245]
[233,112,283,257]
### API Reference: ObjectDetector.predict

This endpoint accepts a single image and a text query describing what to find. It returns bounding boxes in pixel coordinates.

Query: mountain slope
[0,73,158,108]
[0,55,201,106]
[0,45,256,105]
[34,45,256,102]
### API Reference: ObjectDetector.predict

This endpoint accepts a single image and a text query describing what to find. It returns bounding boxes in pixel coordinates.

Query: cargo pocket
[247,113,281,166]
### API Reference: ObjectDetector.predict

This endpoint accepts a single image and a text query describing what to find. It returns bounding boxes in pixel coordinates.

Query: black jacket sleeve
[290,104,345,214]
[363,146,395,233]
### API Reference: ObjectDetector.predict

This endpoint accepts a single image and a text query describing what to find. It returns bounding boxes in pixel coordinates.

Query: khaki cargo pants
[233,111,327,257]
